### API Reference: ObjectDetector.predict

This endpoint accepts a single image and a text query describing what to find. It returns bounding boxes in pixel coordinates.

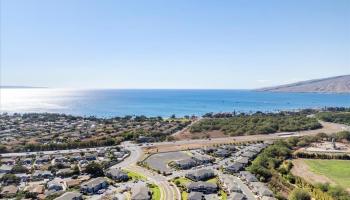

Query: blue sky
[1,0,350,89]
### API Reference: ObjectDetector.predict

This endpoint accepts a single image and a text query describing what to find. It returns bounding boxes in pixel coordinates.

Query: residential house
[65,179,82,189]
[240,151,256,159]
[235,157,249,165]
[21,158,33,165]
[214,149,230,157]
[229,192,246,200]
[0,165,13,173]
[55,192,83,200]
[228,184,241,193]
[35,155,50,165]
[97,149,106,157]
[240,171,258,183]
[185,169,215,181]
[84,153,97,161]
[188,191,204,200]
[136,136,155,143]
[224,162,243,173]
[106,168,129,182]
[202,147,216,154]
[52,156,67,165]
[32,170,54,180]
[69,154,82,161]
[0,158,16,165]
[15,173,30,182]
[47,180,63,191]
[80,177,108,194]
[0,185,18,198]
[131,184,151,200]
[192,156,214,165]
[222,145,237,152]
[24,184,45,195]
[174,158,197,170]
[57,168,75,178]
[187,182,218,194]
[262,197,277,200]
[113,152,125,158]
[250,182,274,197]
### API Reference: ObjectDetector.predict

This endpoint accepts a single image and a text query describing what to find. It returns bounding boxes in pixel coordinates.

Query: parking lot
[144,151,191,173]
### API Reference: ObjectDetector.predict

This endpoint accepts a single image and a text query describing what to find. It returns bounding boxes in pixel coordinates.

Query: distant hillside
[257,75,350,93]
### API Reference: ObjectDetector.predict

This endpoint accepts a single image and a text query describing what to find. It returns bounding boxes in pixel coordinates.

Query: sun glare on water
[0,88,78,113]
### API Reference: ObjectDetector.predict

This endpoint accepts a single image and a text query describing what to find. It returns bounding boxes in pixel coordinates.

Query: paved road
[111,141,142,169]
[113,141,181,200]
[230,175,256,200]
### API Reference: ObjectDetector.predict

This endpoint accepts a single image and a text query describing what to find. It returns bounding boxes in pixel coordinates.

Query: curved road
[113,141,180,200]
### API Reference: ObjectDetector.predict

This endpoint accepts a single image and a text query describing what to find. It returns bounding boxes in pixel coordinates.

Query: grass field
[304,159,350,188]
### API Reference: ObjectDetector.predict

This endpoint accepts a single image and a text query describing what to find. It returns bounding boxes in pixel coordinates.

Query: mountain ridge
[257,75,350,93]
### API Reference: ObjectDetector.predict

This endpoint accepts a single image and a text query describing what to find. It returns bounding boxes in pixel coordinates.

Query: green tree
[11,164,29,173]
[1,174,21,185]
[85,162,104,177]
[72,165,80,175]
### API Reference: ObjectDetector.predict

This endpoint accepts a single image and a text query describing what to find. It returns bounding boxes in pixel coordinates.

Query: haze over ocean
[1,89,350,117]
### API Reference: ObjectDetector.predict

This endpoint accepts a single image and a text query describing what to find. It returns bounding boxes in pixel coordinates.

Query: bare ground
[291,159,335,185]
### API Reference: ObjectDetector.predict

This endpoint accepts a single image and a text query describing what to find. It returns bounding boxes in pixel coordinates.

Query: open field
[292,159,350,190]
[304,159,350,188]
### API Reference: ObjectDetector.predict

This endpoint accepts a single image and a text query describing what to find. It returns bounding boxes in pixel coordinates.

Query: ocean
[1,88,350,117]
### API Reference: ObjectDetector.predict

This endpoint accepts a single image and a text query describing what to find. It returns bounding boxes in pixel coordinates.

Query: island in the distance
[257,74,350,93]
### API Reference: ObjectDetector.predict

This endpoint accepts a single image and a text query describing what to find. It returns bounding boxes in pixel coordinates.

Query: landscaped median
[149,183,161,200]
[172,177,191,200]
[124,169,147,181]
[123,169,162,200]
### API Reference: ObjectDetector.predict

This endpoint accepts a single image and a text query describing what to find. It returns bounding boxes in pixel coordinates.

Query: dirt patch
[291,159,335,185]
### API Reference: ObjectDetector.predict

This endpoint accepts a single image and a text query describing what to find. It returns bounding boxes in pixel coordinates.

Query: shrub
[288,188,311,200]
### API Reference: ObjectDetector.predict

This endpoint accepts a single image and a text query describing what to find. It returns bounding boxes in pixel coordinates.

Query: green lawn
[173,177,192,186]
[124,170,147,181]
[220,190,227,200]
[206,177,218,184]
[149,184,161,200]
[181,191,188,200]
[304,159,350,188]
